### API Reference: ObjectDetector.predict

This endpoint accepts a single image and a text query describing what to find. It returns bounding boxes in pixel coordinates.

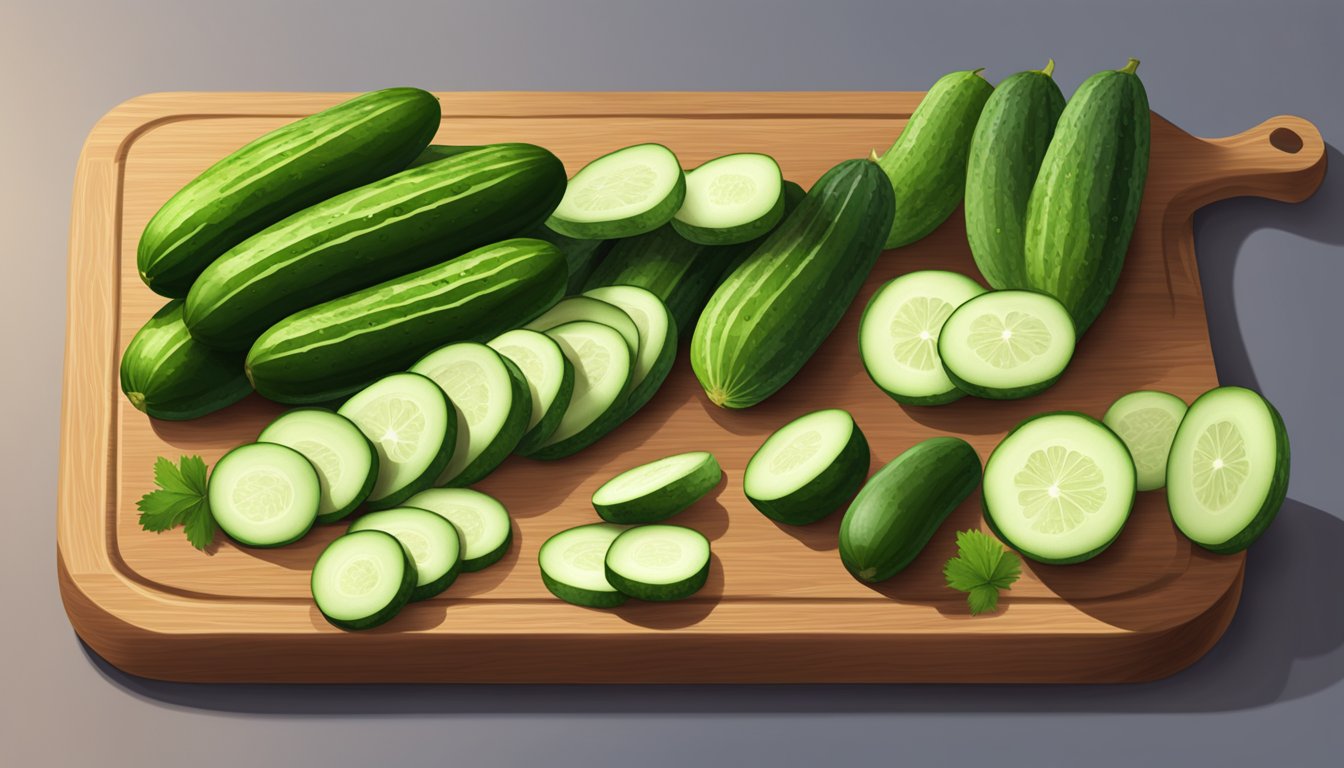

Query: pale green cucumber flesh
[524,295,641,361]
[257,408,378,523]
[938,290,1076,400]
[592,451,721,524]
[526,321,634,460]
[1103,390,1188,491]
[208,442,320,547]
[403,487,513,571]
[487,329,575,456]
[581,285,677,417]
[337,372,455,510]
[604,525,711,601]
[539,523,630,608]
[672,153,784,246]
[311,529,418,630]
[348,507,462,601]
[547,143,687,239]
[744,409,871,525]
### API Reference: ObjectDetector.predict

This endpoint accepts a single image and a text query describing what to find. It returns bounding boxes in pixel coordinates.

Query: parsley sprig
[943,529,1021,615]
[137,455,215,551]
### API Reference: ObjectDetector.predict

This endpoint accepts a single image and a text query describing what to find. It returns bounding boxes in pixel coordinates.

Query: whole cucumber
[965,61,1066,289]
[875,70,994,249]
[120,300,252,420]
[1024,58,1150,333]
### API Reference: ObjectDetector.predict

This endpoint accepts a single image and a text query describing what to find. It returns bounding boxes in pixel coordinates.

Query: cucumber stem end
[1121,58,1141,75]
[1042,58,1056,78]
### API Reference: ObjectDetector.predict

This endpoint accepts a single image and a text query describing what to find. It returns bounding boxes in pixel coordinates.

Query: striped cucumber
[525,225,612,294]
[245,238,567,404]
[1025,58,1150,333]
[691,160,893,409]
[185,143,566,349]
[138,88,440,298]
[120,300,251,420]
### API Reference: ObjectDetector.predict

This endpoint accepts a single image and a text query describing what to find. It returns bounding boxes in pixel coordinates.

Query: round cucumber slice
[337,372,455,510]
[208,442,320,547]
[257,408,378,524]
[860,270,987,405]
[547,143,686,239]
[604,524,711,602]
[487,329,575,456]
[1103,390,1189,491]
[539,523,630,608]
[411,342,531,487]
[524,295,641,362]
[938,290,1076,400]
[1166,386,1290,553]
[672,153,785,246]
[592,451,721,524]
[348,507,461,601]
[312,529,417,630]
[983,412,1136,564]
[403,487,512,571]
[743,408,870,525]
[582,285,677,415]
[527,321,634,460]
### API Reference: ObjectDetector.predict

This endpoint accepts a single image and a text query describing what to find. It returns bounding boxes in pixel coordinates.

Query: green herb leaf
[138,455,214,552]
[943,529,1021,615]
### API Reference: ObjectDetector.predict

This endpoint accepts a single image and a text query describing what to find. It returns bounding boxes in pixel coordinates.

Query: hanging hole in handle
[1269,127,1304,154]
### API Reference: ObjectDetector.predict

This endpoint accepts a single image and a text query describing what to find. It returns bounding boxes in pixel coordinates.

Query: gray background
[4,0,1342,765]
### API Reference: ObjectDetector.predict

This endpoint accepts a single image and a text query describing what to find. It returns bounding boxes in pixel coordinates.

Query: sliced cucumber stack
[1103,390,1188,491]
[744,409,870,525]
[527,321,634,460]
[604,524,711,602]
[1166,386,1290,553]
[257,408,377,523]
[592,451,721,524]
[312,529,417,630]
[983,412,1136,564]
[410,342,531,487]
[487,329,575,455]
[539,523,630,608]
[404,487,513,571]
[860,270,986,405]
[582,285,676,416]
[337,372,455,510]
[672,153,784,245]
[938,290,1076,400]
[524,295,641,362]
[209,442,320,547]
[348,507,461,600]
[546,143,686,239]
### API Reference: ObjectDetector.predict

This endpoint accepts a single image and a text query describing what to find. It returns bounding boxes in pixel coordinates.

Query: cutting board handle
[1167,114,1327,212]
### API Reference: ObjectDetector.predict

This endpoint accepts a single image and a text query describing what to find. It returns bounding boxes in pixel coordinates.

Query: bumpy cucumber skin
[1025,61,1150,333]
[838,436,982,583]
[139,88,440,299]
[256,407,380,524]
[1169,387,1291,554]
[441,356,533,488]
[185,143,567,349]
[672,190,785,246]
[314,530,419,631]
[747,416,871,526]
[546,144,687,240]
[246,239,566,405]
[593,453,722,524]
[877,70,994,249]
[965,68,1066,289]
[692,160,894,409]
[120,300,252,420]
[407,144,485,168]
[604,526,711,602]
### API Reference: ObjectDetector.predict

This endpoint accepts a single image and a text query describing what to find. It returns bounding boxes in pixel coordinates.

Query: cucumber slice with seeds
[257,408,378,524]
[592,451,721,524]
[744,408,871,525]
[547,143,686,239]
[860,270,986,405]
[672,153,784,245]
[1166,386,1290,553]
[312,529,417,630]
[1103,390,1188,491]
[539,523,630,608]
[209,442,320,547]
[524,295,641,362]
[348,507,461,600]
[527,321,634,459]
[604,524,711,602]
[337,372,455,510]
[938,289,1076,400]
[487,329,575,455]
[582,285,676,416]
[404,487,513,571]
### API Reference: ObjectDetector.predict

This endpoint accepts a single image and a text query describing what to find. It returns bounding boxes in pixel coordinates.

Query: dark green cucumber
[1025,58,1150,333]
[691,161,894,409]
[246,238,566,404]
[965,61,1066,289]
[120,300,251,420]
[876,70,993,249]
[138,88,440,298]
[838,437,982,583]
[408,144,485,168]
[184,143,566,349]
[525,225,612,294]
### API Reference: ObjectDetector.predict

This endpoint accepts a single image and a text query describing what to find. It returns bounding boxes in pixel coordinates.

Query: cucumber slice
[312,529,417,630]
[1103,390,1189,491]
[403,487,512,571]
[983,412,1136,564]
[582,285,676,415]
[539,523,630,608]
[604,524,711,601]
[546,143,686,239]
[410,342,531,487]
[527,321,634,459]
[487,329,575,455]
[743,408,871,525]
[938,289,1076,400]
[209,442,320,547]
[860,270,987,405]
[524,295,641,362]
[257,408,378,524]
[672,153,785,245]
[337,372,455,510]
[1166,386,1290,553]
[592,451,721,524]
[348,507,461,601]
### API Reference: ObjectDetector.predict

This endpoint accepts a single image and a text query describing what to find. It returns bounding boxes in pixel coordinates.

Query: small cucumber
[120,300,252,420]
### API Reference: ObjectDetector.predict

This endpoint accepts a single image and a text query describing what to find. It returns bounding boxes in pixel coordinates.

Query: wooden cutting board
[58,92,1325,683]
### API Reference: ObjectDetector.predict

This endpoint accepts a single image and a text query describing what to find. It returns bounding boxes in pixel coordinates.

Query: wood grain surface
[58,92,1326,683]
